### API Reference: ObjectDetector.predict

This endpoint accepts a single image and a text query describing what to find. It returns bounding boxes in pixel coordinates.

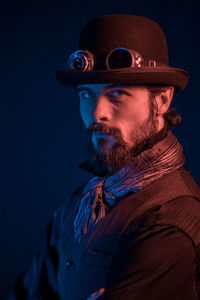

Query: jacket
[9,167,200,300]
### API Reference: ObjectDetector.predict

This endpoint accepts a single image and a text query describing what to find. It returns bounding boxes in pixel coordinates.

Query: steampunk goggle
[67,47,158,72]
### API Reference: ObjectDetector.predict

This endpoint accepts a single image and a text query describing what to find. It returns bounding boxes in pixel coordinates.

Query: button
[66,258,74,270]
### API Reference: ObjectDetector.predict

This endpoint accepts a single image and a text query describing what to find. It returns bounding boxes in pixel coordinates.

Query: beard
[83,100,168,177]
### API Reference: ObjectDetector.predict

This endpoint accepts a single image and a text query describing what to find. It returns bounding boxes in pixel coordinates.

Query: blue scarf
[74,130,185,243]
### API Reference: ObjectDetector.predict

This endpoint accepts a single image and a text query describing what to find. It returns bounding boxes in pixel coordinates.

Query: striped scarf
[74,130,185,243]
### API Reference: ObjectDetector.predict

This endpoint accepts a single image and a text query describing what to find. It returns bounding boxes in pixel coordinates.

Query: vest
[57,167,200,300]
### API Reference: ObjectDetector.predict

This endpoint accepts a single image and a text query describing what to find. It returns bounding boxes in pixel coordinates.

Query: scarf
[74,129,185,243]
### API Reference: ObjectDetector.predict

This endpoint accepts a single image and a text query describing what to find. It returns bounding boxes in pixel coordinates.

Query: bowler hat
[55,14,190,93]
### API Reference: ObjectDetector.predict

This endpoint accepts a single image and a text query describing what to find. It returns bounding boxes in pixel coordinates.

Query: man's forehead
[77,83,147,92]
[78,83,118,91]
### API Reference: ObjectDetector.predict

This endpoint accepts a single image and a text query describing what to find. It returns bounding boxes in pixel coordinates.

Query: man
[9,14,200,300]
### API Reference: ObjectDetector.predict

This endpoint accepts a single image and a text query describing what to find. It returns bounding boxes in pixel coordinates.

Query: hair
[146,85,182,128]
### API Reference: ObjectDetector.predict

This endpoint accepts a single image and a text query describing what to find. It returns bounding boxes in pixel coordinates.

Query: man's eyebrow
[77,87,91,93]
[77,85,132,94]
[105,85,133,95]
[105,85,134,92]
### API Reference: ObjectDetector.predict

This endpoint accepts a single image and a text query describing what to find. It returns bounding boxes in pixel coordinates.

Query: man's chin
[91,134,117,154]
[92,145,114,156]
[89,144,133,176]
[86,126,168,176]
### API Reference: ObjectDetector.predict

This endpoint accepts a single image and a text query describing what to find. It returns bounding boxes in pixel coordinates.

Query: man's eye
[108,90,128,98]
[79,91,94,99]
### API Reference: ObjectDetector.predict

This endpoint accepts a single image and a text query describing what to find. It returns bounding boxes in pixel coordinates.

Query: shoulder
[117,196,200,269]
[124,195,200,248]
[54,184,84,220]
[49,185,84,240]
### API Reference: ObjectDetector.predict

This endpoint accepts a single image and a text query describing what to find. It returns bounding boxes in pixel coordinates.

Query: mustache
[86,123,122,137]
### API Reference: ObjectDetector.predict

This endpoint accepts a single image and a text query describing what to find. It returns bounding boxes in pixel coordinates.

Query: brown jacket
[9,167,200,300]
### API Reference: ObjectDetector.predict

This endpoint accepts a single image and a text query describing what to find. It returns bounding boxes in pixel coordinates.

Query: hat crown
[55,14,189,92]
[78,14,169,65]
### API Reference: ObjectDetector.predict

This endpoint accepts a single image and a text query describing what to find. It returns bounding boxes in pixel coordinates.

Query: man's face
[77,83,158,174]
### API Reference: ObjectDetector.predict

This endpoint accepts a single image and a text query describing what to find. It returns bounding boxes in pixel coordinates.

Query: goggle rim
[105,47,144,70]
[67,47,158,72]
[67,50,95,72]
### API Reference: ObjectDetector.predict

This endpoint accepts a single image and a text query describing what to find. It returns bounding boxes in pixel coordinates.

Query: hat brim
[54,67,190,93]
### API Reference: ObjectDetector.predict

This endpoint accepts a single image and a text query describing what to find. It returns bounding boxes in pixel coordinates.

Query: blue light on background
[1,0,200,298]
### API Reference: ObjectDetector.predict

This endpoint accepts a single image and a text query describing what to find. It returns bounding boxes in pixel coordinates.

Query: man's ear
[154,86,174,115]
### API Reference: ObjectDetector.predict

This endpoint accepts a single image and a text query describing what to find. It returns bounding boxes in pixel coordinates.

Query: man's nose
[92,95,112,123]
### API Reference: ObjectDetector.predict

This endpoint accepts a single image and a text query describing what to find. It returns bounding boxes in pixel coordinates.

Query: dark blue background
[1,0,200,298]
